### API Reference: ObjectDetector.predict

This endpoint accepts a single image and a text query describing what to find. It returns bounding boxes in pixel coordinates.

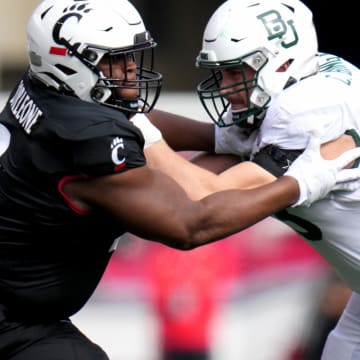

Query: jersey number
[275,209,322,241]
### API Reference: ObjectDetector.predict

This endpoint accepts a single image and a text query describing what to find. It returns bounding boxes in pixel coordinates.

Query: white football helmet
[26,0,162,114]
[196,0,319,127]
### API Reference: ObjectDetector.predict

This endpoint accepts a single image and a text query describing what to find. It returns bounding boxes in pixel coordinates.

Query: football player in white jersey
[138,0,360,358]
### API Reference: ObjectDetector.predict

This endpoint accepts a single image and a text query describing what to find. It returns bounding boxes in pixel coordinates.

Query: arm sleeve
[72,134,146,177]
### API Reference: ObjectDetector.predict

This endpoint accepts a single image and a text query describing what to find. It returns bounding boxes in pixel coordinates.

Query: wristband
[130,113,162,148]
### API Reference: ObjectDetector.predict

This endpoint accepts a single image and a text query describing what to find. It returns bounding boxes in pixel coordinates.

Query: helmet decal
[51,3,93,57]
[257,10,299,49]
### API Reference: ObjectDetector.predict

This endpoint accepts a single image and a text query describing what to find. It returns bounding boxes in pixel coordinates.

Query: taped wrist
[130,113,162,148]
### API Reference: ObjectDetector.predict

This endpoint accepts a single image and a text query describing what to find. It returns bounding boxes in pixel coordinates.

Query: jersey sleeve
[72,131,146,177]
[41,94,147,177]
[251,75,352,176]
[254,75,349,155]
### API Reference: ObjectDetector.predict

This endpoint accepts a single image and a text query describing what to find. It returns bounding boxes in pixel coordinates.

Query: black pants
[0,310,109,360]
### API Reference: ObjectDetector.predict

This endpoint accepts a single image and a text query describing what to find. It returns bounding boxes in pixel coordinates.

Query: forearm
[219,161,276,189]
[145,139,222,199]
[147,175,299,250]
[190,152,243,174]
[145,140,277,200]
[193,176,299,246]
[65,164,299,251]
[190,153,276,188]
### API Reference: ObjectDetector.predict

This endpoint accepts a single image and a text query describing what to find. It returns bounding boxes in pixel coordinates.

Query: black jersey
[0,71,146,320]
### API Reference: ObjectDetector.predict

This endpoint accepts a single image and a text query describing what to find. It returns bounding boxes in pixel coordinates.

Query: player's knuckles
[339,147,360,165]
[336,168,360,182]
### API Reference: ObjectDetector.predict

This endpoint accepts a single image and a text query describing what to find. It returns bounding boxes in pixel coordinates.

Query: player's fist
[285,132,360,207]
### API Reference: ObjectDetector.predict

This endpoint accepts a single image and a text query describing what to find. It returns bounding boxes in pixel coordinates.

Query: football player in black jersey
[1,1,360,359]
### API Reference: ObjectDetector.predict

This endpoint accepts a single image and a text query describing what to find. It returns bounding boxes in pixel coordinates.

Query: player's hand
[130,113,162,148]
[284,132,360,207]
[332,167,360,192]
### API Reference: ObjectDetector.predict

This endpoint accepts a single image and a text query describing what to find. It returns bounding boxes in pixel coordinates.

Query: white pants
[322,291,360,359]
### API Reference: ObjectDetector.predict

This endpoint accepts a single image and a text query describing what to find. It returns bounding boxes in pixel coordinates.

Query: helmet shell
[27,0,162,112]
[196,0,319,126]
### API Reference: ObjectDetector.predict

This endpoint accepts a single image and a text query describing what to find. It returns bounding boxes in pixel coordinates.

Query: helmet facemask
[197,51,270,128]
[90,43,162,114]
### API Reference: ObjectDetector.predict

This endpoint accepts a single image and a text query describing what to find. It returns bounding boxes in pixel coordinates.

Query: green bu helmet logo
[257,10,299,48]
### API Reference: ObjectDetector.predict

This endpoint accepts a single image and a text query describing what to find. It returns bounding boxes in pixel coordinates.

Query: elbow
[176,241,198,251]
[156,207,215,251]
[166,230,210,251]
[171,242,199,251]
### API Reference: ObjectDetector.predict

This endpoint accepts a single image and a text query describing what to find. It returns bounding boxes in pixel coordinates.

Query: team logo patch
[111,137,126,171]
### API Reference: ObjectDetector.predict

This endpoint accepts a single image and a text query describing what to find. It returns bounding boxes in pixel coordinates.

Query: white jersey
[217,53,360,293]
[261,53,360,292]
[255,53,360,154]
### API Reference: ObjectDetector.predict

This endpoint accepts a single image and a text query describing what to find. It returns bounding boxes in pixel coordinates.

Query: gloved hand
[284,132,360,207]
[130,113,162,148]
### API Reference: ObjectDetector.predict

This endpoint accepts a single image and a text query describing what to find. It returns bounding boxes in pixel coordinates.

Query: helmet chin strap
[115,98,139,111]
[110,98,139,119]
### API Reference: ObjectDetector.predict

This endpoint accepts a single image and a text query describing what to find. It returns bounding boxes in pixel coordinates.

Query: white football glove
[130,113,162,148]
[284,132,360,207]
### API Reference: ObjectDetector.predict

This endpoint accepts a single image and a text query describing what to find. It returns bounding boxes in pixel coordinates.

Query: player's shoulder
[23,76,140,142]
[273,53,359,117]
[319,52,360,84]
[260,57,358,148]
[274,78,340,119]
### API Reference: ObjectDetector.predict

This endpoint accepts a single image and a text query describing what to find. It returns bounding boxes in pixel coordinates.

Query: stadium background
[0,1,355,359]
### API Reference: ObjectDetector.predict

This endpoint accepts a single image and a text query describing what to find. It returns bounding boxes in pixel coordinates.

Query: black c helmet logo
[52,12,83,48]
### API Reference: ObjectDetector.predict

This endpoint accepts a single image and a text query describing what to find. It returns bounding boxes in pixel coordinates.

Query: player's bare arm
[144,134,357,202]
[63,164,299,249]
[64,131,360,249]
[201,134,357,190]
[145,109,358,194]
[145,138,274,198]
